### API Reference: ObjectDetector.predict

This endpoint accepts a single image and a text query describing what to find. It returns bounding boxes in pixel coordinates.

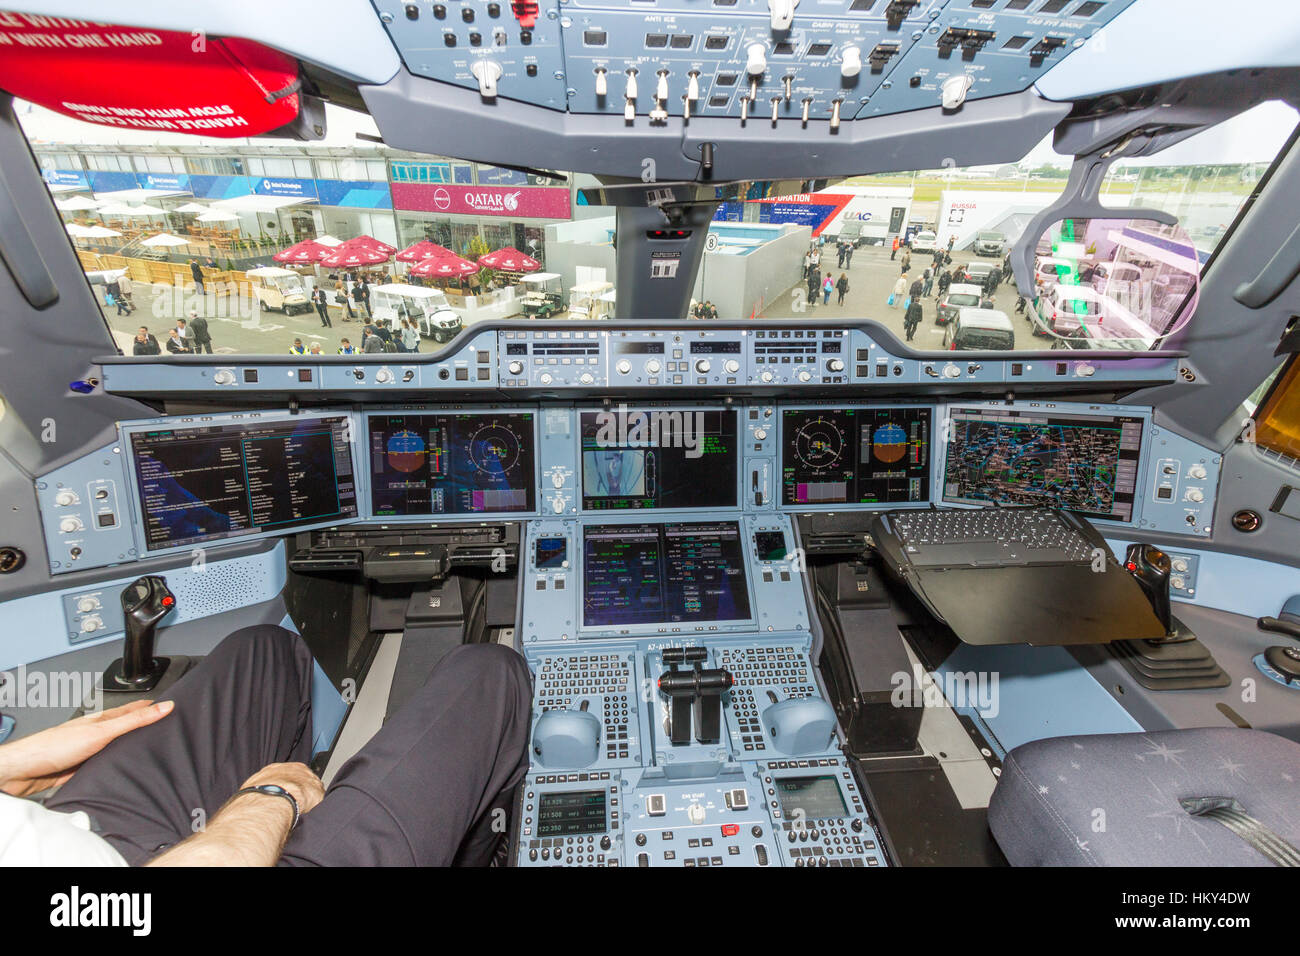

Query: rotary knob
[645,359,661,375]
[551,473,564,489]
[80,615,103,633]
[213,369,237,386]
[942,363,961,379]
[687,802,706,825]
[539,371,554,385]
[616,359,632,375]
[796,369,812,382]
[760,369,775,383]
[1186,488,1205,503]
[724,359,740,374]
[507,360,524,375]
[54,490,79,507]
[76,595,100,613]
[826,358,844,373]
[579,372,595,385]
[1188,464,1208,479]
[695,359,712,374]
[59,516,84,534]
[754,428,768,441]
[552,497,566,514]
[375,368,394,384]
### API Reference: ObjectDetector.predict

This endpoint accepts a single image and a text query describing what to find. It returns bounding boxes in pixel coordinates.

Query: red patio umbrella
[477,246,540,272]
[340,234,397,255]
[396,239,452,263]
[273,239,332,264]
[409,253,479,278]
[320,244,392,269]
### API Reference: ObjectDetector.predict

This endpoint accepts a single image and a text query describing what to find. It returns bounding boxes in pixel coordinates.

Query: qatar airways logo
[463,189,522,212]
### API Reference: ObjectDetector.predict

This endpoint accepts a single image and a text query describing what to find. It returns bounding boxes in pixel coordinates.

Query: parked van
[370,284,464,343]
[246,267,311,315]
[943,307,1016,350]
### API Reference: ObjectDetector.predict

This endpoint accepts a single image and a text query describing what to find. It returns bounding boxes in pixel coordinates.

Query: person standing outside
[313,287,331,328]
[891,272,907,308]
[891,235,900,261]
[401,317,421,353]
[132,326,161,356]
[187,310,214,354]
[904,298,923,342]
[822,273,833,305]
[835,272,849,306]
[921,267,934,298]
[189,259,206,296]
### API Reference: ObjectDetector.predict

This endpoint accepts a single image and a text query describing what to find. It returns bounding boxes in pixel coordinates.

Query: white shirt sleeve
[0,792,128,867]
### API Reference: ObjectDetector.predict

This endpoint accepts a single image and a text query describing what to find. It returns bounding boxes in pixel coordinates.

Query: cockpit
[1,0,1300,891]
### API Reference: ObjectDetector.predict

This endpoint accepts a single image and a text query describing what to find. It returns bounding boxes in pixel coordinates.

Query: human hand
[0,699,173,797]
[238,762,324,815]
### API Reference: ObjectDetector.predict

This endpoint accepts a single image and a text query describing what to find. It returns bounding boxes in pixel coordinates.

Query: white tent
[313,234,344,246]
[92,188,189,203]
[140,233,191,247]
[196,210,241,223]
[212,194,315,213]
[64,223,94,237]
[173,202,210,214]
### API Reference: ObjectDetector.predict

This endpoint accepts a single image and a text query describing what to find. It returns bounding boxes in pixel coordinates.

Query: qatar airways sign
[392,182,571,219]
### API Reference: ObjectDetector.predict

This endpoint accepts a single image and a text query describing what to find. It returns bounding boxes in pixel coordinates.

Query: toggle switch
[594,67,607,97]
[656,70,669,103]
[801,96,812,126]
[746,43,767,77]
[830,98,842,130]
[782,74,793,101]
[770,96,780,124]
[686,70,700,101]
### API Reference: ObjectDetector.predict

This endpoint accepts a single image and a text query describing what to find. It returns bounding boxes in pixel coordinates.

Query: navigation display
[781,407,931,506]
[943,407,1143,521]
[579,408,737,511]
[582,521,752,628]
[369,412,535,516]
[130,416,357,551]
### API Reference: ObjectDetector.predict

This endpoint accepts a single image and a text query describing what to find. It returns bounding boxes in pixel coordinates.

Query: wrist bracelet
[232,784,301,830]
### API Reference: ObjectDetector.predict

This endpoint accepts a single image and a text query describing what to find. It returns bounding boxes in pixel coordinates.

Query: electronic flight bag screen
[942,407,1143,522]
[582,521,752,628]
[781,407,931,506]
[130,416,358,551]
[369,412,536,516]
[579,407,737,510]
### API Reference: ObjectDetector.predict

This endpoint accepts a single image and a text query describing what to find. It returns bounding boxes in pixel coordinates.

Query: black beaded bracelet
[232,784,301,830]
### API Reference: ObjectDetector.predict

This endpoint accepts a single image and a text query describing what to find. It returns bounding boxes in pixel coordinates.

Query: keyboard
[885,507,1097,568]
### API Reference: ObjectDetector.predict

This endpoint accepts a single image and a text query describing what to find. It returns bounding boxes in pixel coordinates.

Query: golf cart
[246,266,311,315]
[568,280,614,320]
[519,272,564,318]
[371,283,464,343]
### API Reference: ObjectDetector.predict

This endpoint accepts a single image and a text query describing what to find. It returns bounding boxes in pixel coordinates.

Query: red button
[162,596,175,607]
[721,824,740,837]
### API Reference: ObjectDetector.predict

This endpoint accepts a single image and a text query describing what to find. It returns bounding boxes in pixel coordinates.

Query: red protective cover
[0,13,300,137]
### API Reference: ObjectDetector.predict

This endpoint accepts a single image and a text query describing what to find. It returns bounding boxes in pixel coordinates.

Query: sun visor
[0,15,306,138]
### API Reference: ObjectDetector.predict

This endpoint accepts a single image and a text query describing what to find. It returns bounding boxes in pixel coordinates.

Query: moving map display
[942,408,1143,521]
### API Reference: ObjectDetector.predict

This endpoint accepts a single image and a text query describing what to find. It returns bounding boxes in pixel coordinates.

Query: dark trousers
[47,626,532,867]
[316,305,331,327]
[194,340,213,354]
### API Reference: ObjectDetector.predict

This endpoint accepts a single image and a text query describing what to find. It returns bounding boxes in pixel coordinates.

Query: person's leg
[46,625,313,864]
[280,643,531,867]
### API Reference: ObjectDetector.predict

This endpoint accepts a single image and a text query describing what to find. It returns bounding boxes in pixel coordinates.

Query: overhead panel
[372,0,1135,124]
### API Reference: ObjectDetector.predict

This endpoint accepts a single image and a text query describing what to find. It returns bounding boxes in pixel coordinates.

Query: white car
[910,230,939,255]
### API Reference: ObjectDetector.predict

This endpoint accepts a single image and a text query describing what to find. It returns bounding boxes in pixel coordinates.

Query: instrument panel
[37,397,1221,574]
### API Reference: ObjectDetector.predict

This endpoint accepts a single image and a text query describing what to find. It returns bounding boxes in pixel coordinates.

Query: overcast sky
[18,95,1299,170]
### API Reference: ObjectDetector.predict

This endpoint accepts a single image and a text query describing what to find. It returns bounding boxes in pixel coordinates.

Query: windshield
[22,92,1298,355]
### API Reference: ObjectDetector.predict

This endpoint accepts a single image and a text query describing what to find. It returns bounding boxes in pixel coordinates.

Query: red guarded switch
[511,1,539,28]
[721,824,740,837]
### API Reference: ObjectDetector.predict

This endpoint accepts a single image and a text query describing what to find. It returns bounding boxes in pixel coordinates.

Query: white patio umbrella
[75,225,123,238]
[140,233,191,247]
[313,234,344,246]
[174,202,210,214]
[196,210,241,223]
[64,223,94,237]
[56,196,100,212]
[98,203,167,217]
